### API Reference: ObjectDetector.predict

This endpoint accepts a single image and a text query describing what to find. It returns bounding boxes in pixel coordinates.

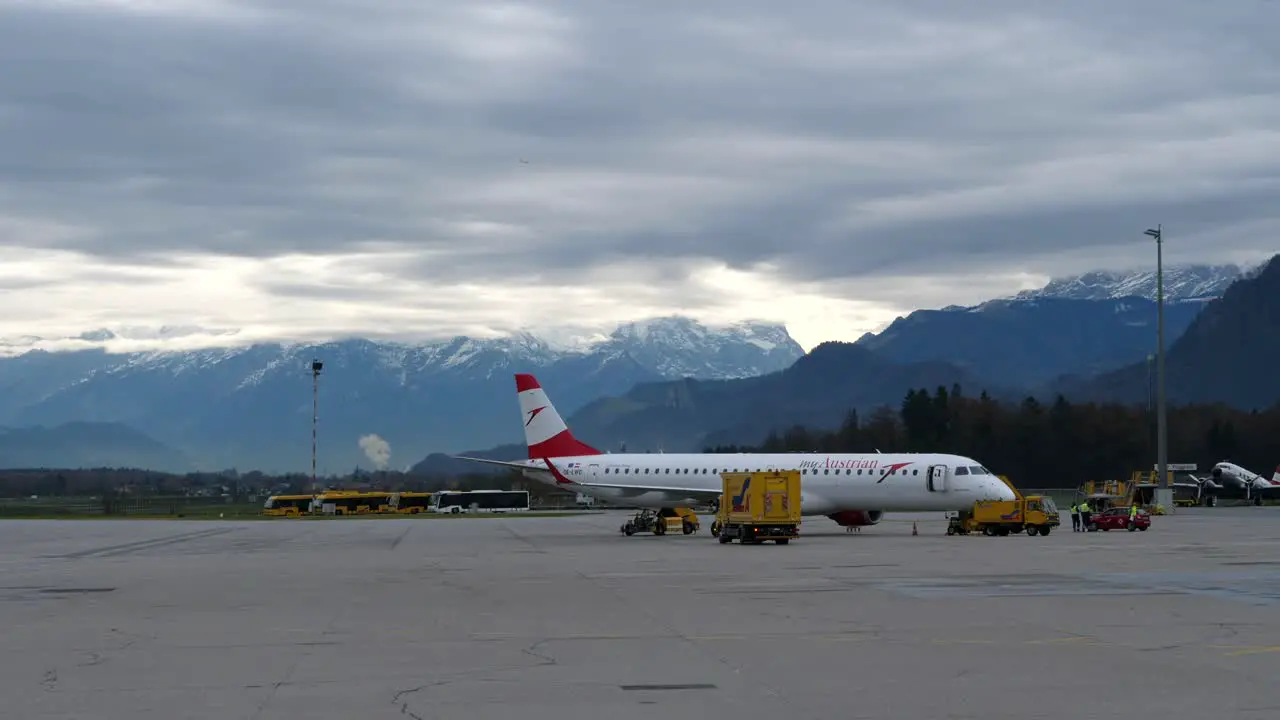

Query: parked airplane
[453,373,1017,529]
[1202,461,1280,505]
[1210,461,1280,490]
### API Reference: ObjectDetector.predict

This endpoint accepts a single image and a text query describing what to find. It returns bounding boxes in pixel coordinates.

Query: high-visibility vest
[1070,505,1078,513]
[1130,506,1138,518]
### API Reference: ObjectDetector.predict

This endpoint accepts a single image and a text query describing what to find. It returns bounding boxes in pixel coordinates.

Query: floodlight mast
[311,359,323,492]
[1143,224,1171,511]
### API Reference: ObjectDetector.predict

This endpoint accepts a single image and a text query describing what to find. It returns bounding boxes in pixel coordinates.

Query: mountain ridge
[853,295,1206,387]
[0,421,189,472]
[417,261,1274,476]
[1013,263,1246,302]
[0,316,805,472]
[1057,254,1280,409]
[5,262,1270,475]
[413,341,1024,476]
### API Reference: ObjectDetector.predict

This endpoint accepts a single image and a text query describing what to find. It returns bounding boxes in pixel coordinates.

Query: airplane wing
[565,481,722,498]
[452,456,538,471]
[453,455,721,503]
[564,481,722,506]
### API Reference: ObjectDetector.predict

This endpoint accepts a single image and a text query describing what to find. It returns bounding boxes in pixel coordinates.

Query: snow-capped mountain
[1014,264,1246,302]
[603,317,799,379]
[0,317,804,472]
[854,263,1247,388]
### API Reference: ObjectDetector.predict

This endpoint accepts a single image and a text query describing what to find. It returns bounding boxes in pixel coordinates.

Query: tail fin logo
[515,373,603,459]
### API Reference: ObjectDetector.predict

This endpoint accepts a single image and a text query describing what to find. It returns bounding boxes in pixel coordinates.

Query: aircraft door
[588,463,600,479]
[927,465,948,492]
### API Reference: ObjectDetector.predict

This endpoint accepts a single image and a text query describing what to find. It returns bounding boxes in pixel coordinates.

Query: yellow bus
[315,491,391,515]
[388,492,434,514]
[262,494,315,517]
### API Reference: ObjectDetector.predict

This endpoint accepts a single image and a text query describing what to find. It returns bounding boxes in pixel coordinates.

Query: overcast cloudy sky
[1,0,1277,352]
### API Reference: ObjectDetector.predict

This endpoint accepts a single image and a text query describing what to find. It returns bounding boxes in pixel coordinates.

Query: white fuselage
[518,451,1015,513]
[1212,462,1280,491]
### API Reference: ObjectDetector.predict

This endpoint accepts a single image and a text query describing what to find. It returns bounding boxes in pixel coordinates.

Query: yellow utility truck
[946,476,1060,536]
[713,470,801,545]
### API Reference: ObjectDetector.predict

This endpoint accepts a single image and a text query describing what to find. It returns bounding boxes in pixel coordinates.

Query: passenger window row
[600,467,924,476]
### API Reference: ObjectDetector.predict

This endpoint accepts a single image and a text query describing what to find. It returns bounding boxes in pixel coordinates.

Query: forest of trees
[706,385,1280,489]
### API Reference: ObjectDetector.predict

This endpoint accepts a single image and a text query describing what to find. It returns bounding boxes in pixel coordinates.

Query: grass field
[0,496,592,520]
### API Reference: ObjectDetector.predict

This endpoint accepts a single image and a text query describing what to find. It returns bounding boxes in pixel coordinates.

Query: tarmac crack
[520,638,559,666]
[391,681,451,720]
[1139,643,1194,652]
[249,576,356,720]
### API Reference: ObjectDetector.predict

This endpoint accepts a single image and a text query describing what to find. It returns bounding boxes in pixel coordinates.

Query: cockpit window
[969,465,986,474]
[954,466,969,475]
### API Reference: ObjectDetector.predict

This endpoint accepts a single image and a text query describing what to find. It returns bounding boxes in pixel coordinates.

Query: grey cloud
[0,0,1277,294]
[259,280,408,302]
[0,276,57,291]
[65,269,173,286]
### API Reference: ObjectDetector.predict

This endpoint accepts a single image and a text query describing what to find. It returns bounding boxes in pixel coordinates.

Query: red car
[1087,506,1150,532]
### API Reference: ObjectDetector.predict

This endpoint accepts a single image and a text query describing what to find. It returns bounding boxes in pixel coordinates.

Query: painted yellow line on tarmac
[930,639,995,645]
[1221,645,1280,657]
[663,633,1280,655]
[1026,636,1096,645]
[689,634,1104,646]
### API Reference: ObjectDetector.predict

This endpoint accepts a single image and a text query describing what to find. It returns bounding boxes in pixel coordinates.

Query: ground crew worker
[1129,503,1139,527]
[1070,503,1081,532]
[1079,501,1091,530]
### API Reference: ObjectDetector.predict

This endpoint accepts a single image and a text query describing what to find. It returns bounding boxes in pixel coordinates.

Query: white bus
[430,489,530,514]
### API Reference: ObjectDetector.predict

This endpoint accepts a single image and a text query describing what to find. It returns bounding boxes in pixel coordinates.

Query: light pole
[1144,225,1171,512]
[1146,353,1155,452]
[311,359,323,493]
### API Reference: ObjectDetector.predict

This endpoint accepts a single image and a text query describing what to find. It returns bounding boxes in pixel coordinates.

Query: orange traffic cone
[912,521,918,536]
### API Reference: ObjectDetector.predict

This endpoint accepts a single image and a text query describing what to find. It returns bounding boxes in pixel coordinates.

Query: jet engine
[827,510,883,527]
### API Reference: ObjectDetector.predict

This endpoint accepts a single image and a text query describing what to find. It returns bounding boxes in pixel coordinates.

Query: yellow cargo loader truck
[712,470,801,545]
[620,507,700,535]
[946,476,1060,536]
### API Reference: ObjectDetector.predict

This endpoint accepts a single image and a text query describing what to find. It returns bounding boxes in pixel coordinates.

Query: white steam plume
[358,433,391,470]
